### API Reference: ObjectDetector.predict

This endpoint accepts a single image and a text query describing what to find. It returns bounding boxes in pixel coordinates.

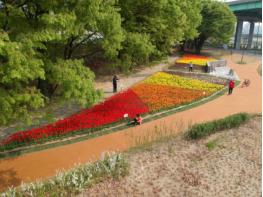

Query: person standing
[205,62,209,73]
[229,68,234,76]
[112,75,119,93]
[228,79,235,95]
[189,62,193,72]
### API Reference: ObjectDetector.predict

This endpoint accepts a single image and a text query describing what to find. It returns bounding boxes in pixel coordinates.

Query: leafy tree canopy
[194,0,236,53]
[118,0,187,57]
[0,0,122,124]
[117,0,203,70]
[180,0,202,40]
[0,31,45,124]
[0,0,222,125]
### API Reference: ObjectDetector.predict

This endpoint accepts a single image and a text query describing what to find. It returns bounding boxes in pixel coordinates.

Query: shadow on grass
[0,169,21,192]
[0,158,21,192]
[126,119,191,154]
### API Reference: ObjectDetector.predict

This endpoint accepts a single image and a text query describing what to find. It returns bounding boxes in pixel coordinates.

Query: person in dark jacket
[130,114,142,126]
[228,79,235,95]
[134,114,142,125]
[205,62,209,73]
[189,62,193,72]
[112,75,119,92]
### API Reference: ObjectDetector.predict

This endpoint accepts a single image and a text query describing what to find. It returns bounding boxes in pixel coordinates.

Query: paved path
[0,53,261,191]
[94,56,177,98]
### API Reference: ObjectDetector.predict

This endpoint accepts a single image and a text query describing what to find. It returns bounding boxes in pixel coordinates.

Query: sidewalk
[95,56,177,98]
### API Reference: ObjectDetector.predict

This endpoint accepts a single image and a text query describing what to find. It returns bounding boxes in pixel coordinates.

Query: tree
[0,0,216,125]
[178,0,202,51]
[118,0,186,58]
[194,0,236,53]
[117,0,203,67]
[0,31,45,124]
[117,32,155,71]
[0,0,123,124]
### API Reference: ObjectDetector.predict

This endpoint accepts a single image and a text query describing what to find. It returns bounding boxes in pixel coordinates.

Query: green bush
[187,113,250,140]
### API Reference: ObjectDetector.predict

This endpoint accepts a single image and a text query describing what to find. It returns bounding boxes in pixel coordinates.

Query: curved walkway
[0,53,261,191]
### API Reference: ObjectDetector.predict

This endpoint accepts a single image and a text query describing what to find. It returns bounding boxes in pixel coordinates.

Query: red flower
[2,89,149,145]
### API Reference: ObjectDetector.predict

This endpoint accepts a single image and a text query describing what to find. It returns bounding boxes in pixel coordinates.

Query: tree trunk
[194,39,201,54]
[194,35,206,54]
[3,0,9,31]
[49,84,58,98]
[37,79,56,98]
[180,40,186,52]
[64,36,76,59]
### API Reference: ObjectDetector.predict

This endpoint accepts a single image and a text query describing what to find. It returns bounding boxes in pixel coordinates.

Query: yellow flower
[176,58,216,66]
[143,72,224,93]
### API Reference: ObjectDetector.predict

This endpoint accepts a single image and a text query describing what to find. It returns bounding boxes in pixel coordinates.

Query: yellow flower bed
[176,54,217,66]
[143,72,224,93]
[176,59,215,66]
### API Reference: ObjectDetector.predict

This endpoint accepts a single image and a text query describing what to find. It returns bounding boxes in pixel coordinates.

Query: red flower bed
[2,89,149,145]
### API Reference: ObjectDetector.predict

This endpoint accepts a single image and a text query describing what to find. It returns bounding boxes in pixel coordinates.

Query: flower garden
[176,54,216,66]
[0,72,225,150]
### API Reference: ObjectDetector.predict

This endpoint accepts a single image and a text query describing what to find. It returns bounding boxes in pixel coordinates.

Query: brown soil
[82,116,261,197]
[0,52,261,192]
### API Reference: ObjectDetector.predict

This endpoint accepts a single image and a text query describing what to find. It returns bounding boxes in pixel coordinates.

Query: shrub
[1,153,129,197]
[187,113,250,140]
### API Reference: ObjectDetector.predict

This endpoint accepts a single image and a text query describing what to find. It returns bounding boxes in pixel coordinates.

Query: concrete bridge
[228,0,262,50]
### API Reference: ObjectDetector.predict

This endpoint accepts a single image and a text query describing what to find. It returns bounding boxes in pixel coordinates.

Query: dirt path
[82,116,261,197]
[0,53,261,191]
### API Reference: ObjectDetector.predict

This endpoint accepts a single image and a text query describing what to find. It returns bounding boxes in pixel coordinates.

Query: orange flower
[176,54,217,66]
[182,54,211,59]
[132,83,207,111]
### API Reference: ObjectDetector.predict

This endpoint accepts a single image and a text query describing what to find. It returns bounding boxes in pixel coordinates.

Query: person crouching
[133,114,142,126]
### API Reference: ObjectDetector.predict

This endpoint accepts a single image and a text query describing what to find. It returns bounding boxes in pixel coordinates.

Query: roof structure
[227,0,262,21]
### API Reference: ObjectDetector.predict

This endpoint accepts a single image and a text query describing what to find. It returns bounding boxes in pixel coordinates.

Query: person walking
[228,79,235,95]
[189,62,193,72]
[112,75,119,93]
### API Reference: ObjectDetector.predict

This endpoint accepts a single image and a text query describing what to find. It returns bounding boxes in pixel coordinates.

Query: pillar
[247,21,255,49]
[234,20,243,50]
